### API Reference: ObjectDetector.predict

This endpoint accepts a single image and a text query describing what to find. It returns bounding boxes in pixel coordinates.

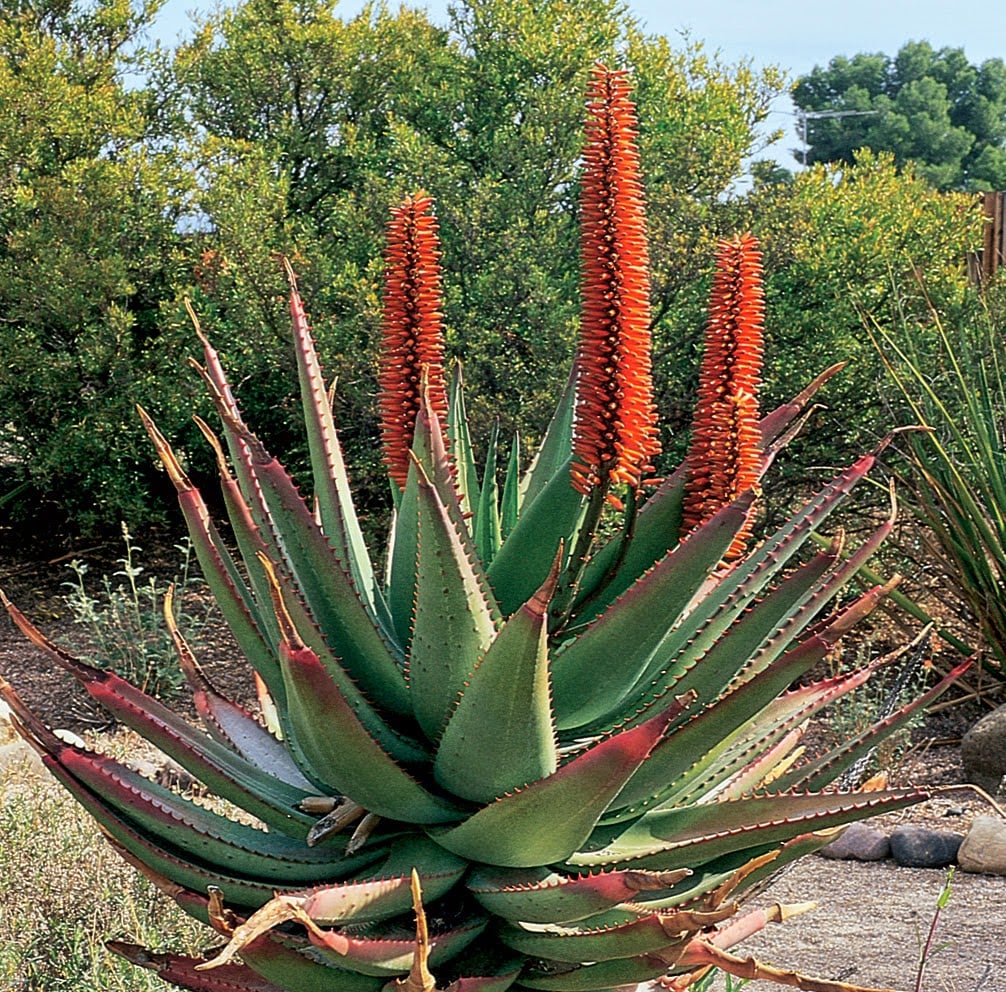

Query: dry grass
[0,733,209,991]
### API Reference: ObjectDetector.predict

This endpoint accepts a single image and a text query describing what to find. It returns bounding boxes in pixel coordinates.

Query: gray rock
[819,821,891,861]
[957,815,1006,875]
[889,825,964,868]
[961,702,1006,795]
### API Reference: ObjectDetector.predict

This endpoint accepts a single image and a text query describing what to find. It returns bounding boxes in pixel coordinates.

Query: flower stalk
[571,64,660,503]
[683,233,765,557]
[379,193,448,490]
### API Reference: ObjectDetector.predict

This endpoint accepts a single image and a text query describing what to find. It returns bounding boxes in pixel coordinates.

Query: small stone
[943,806,966,817]
[889,825,963,868]
[819,821,891,861]
[957,816,1006,875]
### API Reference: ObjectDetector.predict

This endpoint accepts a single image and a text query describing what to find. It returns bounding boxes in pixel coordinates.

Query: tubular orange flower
[683,233,765,557]
[570,64,659,499]
[379,193,448,490]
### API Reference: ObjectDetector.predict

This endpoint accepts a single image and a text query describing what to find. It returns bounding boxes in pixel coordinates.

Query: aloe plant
[1,65,965,992]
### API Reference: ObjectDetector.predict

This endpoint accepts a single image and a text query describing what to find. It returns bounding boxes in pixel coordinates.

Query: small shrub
[61,524,213,701]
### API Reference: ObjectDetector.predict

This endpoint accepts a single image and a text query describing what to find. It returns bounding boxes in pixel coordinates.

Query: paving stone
[889,824,963,868]
[957,815,1006,876]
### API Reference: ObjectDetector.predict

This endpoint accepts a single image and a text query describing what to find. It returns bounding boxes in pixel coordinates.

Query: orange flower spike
[378,193,449,490]
[571,65,660,499]
[683,233,766,556]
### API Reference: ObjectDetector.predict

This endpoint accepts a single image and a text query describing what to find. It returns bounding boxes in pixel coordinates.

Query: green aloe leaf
[522,364,576,508]
[474,420,503,566]
[774,657,972,792]
[467,866,691,924]
[241,433,410,715]
[286,270,387,630]
[434,554,560,802]
[139,409,284,703]
[499,912,691,963]
[268,579,460,824]
[570,789,926,869]
[500,434,521,540]
[448,362,481,517]
[299,920,489,978]
[410,456,500,739]
[517,954,674,991]
[487,456,586,617]
[550,492,755,730]
[108,941,291,992]
[429,705,680,867]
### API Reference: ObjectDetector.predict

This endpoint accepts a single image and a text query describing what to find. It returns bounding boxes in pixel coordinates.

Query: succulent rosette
[1,65,964,992]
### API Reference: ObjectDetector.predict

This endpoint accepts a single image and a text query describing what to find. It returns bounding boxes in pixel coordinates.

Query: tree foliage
[0,0,199,534]
[793,40,1006,190]
[171,0,783,508]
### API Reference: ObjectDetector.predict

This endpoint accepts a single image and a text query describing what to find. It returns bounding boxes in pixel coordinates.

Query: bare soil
[1,539,1004,992]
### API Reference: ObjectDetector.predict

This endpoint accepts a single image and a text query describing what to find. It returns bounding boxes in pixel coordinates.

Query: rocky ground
[1,540,1004,992]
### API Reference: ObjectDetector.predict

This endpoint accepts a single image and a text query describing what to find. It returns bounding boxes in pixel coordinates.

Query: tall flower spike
[571,64,660,499]
[683,233,766,558]
[379,193,448,490]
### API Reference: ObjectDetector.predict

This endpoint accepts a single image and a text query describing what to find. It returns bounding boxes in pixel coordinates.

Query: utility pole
[796,109,879,167]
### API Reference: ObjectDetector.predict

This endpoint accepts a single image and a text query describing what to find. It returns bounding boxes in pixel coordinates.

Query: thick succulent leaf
[2,686,383,893]
[139,409,284,700]
[167,608,315,791]
[516,953,676,991]
[499,911,697,963]
[648,539,845,713]
[67,769,325,911]
[238,432,410,715]
[434,554,560,803]
[637,666,886,822]
[387,387,479,649]
[606,624,861,814]
[569,789,926,869]
[572,367,844,615]
[448,362,481,517]
[53,744,366,881]
[550,492,756,730]
[487,456,587,617]
[1,598,317,835]
[294,919,489,978]
[500,434,521,540]
[467,867,692,924]
[522,363,576,508]
[272,605,461,823]
[108,941,287,992]
[571,465,687,616]
[409,455,500,739]
[258,548,427,770]
[474,421,503,566]
[758,363,846,449]
[257,836,466,926]
[428,704,683,867]
[202,839,466,967]
[591,453,881,734]
[774,657,972,793]
[239,936,388,992]
[287,268,385,628]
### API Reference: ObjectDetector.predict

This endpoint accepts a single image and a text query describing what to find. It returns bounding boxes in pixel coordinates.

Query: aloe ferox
[0,64,964,992]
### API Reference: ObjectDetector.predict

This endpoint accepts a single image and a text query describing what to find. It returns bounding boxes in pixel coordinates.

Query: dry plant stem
[929,783,1006,818]
[679,941,900,992]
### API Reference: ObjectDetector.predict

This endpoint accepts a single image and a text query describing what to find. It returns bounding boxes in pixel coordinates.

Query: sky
[149,0,1006,164]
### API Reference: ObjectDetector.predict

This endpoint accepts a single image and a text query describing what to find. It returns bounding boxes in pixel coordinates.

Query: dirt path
[731,854,1004,992]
